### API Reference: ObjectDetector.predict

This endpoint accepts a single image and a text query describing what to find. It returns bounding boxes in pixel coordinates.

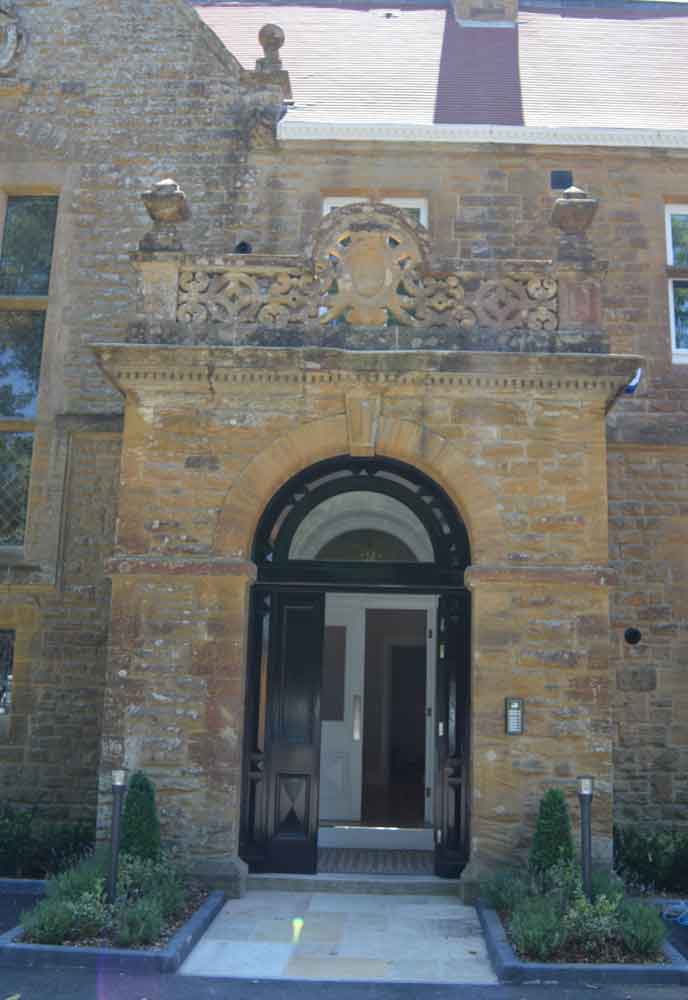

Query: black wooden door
[263,591,325,874]
[434,592,470,877]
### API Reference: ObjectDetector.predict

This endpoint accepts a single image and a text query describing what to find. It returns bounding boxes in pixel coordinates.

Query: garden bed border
[0,885,225,973]
[478,903,688,985]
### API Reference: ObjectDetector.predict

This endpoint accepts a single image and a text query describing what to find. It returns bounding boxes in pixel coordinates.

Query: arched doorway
[239,456,471,877]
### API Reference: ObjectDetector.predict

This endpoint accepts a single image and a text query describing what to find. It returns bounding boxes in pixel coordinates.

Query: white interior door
[318,595,364,822]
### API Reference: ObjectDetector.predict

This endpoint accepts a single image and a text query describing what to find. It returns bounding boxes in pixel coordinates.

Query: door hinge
[425,786,431,799]
[426,706,432,717]
[435,828,442,844]
[428,628,433,639]
[438,721,445,737]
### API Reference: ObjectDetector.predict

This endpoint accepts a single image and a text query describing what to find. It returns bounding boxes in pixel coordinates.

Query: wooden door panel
[264,592,324,873]
[434,591,470,878]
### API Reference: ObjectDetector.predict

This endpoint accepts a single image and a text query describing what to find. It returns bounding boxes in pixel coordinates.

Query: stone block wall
[0,0,279,818]
[1,0,686,846]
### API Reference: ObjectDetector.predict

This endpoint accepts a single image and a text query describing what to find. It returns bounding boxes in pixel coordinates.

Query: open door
[262,591,325,873]
[434,592,470,878]
[319,595,364,822]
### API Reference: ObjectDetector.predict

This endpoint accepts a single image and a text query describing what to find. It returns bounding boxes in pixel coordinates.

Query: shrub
[0,802,34,877]
[120,772,161,862]
[509,897,564,961]
[615,826,688,893]
[618,900,666,958]
[591,868,625,906]
[65,885,109,940]
[113,896,163,948]
[529,788,574,875]
[481,869,530,915]
[117,852,186,920]
[541,856,582,908]
[45,854,106,902]
[21,897,75,945]
[562,890,619,960]
[0,803,94,878]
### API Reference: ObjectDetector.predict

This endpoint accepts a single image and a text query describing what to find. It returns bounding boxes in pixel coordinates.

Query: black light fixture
[577,776,594,900]
[107,769,127,904]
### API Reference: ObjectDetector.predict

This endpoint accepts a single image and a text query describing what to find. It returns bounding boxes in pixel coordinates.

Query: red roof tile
[194,2,688,130]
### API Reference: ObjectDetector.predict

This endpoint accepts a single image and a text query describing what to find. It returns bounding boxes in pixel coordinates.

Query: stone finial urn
[140,179,190,251]
[551,185,599,262]
[256,23,285,72]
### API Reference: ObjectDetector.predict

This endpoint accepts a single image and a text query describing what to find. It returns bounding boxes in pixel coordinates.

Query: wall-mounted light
[505,697,524,735]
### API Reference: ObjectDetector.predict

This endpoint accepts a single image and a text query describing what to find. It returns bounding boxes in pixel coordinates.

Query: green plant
[541,856,582,907]
[113,896,163,948]
[529,788,574,875]
[562,889,619,960]
[591,868,625,906]
[117,852,186,920]
[509,897,564,960]
[0,802,34,877]
[614,826,688,893]
[0,803,94,878]
[481,869,530,915]
[66,884,109,940]
[21,897,76,945]
[120,771,161,862]
[618,900,666,958]
[45,853,106,902]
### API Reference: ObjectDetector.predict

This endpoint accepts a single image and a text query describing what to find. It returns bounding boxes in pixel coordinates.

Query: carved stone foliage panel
[174,203,559,335]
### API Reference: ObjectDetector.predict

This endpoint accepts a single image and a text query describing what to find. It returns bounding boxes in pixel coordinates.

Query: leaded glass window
[0,311,45,418]
[0,196,58,296]
[671,281,688,352]
[0,194,57,547]
[0,433,33,545]
[0,629,14,717]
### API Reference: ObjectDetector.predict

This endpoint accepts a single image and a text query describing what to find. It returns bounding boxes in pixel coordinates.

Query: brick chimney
[451,0,518,25]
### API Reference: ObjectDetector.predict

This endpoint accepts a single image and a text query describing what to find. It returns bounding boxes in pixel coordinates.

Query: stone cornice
[465,563,617,589]
[93,344,642,408]
[279,120,688,151]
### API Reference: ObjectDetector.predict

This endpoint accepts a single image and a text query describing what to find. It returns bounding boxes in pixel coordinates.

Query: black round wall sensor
[624,627,642,645]
[234,241,252,254]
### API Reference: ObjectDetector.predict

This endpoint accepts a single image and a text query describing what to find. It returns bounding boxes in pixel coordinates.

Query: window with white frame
[322,195,428,228]
[665,204,688,362]
[0,195,58,546]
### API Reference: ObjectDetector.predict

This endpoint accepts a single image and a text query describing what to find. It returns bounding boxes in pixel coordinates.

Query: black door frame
[239,456,471,877]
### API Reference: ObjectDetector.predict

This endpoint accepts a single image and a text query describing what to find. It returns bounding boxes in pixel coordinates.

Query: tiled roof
[194,2,688,130]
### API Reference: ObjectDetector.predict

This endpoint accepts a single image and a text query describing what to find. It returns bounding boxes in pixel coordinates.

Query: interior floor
[317,847,435,875]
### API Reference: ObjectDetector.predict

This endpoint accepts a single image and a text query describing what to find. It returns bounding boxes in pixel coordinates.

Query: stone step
[247,871,460,895]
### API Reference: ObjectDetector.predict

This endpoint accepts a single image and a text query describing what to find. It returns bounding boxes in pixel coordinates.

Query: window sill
[672,352,688,365]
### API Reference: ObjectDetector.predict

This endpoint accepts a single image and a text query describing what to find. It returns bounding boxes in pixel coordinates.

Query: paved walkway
[179,889,497,983]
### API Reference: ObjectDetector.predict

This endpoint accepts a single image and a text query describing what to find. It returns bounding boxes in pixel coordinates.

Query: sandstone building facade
[0,0,686,892]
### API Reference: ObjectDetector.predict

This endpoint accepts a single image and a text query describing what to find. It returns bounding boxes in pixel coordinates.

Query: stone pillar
[460,564,614,893]
[97,558,256,896]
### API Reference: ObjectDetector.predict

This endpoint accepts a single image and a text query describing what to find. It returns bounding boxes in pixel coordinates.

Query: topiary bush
[529,788,574,875]
[120,771,161,862]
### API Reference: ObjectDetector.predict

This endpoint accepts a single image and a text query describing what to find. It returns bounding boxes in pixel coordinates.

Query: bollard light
[577,775,594,900]
[107,768,127,904]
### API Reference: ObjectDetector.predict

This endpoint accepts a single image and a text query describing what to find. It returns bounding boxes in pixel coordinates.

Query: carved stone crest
[0,2,24,75]
[313,203,428,326]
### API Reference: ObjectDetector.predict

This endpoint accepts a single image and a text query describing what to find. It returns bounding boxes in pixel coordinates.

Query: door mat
[317,847,435,875]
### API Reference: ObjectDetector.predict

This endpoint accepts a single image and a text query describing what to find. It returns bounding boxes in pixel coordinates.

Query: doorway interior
[239,455,471,878]
[318,593,437,851]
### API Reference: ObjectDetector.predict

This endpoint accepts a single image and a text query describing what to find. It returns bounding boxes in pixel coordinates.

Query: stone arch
[213,414,500,562]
